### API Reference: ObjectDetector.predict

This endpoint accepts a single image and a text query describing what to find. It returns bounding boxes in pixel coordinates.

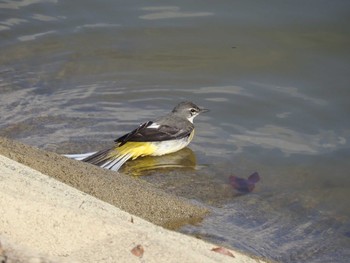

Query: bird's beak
[200,108,210,113]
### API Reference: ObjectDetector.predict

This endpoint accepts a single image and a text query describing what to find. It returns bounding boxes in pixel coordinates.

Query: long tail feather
[108,154,131,171]
[64,152,97,161]
[65,148,132,171]
[104,153,132,171]
[82,148,112,166]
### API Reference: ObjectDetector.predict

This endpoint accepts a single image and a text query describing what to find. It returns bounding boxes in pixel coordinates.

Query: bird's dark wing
[115,121,193,146]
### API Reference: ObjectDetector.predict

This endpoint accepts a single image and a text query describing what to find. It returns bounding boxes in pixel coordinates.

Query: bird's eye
[190,108,196,113]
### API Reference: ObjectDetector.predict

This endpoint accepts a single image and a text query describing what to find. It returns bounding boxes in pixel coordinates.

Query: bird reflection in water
[120,147,196,176]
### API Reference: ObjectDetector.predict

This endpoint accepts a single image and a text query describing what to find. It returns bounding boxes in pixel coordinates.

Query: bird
[65,101,209,171]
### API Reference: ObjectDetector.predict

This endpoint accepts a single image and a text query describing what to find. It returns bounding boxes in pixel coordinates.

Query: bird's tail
[64,152,97,161]
[64,148,132,171]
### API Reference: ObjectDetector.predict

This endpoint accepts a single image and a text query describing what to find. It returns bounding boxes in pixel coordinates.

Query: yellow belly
[114,142,157,160]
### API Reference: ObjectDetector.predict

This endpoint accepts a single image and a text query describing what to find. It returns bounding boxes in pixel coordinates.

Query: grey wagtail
[66,101,209,171]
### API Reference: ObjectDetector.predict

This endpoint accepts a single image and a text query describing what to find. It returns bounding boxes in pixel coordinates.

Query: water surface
[1,1,350,262]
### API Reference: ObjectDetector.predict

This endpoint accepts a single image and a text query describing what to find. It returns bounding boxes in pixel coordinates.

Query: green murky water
[1,1,350,262]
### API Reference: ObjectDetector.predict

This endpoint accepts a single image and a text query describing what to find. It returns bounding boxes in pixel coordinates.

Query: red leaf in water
[229,172,260,193]
[211,247,235,257]
[131,244,144,257]
[248,172,260,183]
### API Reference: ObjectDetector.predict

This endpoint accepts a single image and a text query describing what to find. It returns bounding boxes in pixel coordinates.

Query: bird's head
[172,101,209,123]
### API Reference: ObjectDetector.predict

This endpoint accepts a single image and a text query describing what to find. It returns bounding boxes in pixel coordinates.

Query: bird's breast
[151,130,195,156]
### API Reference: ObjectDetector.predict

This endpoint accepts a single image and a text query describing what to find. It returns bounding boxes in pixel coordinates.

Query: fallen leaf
[131,244,144,257]
[229,172,260,193]
[0,241,7,263]
[0,241,4,255]
[211,247,235,257]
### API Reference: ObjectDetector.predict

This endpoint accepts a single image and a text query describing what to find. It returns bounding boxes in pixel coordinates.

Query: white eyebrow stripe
[148,122,160,128]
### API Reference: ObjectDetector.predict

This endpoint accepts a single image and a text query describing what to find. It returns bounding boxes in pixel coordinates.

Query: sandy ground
[0,137,266,262]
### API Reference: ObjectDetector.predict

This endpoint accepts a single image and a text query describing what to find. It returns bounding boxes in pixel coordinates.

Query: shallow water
[1,1,350,262]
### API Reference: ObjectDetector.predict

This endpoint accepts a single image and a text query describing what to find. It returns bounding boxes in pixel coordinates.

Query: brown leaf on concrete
[211,247,235,257]
[131,244,144,257]
[0,241,7,263]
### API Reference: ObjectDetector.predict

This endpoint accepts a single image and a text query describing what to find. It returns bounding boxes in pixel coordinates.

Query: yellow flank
[113,142,157,160]
[189,129,195,142]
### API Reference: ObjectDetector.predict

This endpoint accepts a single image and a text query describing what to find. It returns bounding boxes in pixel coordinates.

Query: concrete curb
[0,155,264,263]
